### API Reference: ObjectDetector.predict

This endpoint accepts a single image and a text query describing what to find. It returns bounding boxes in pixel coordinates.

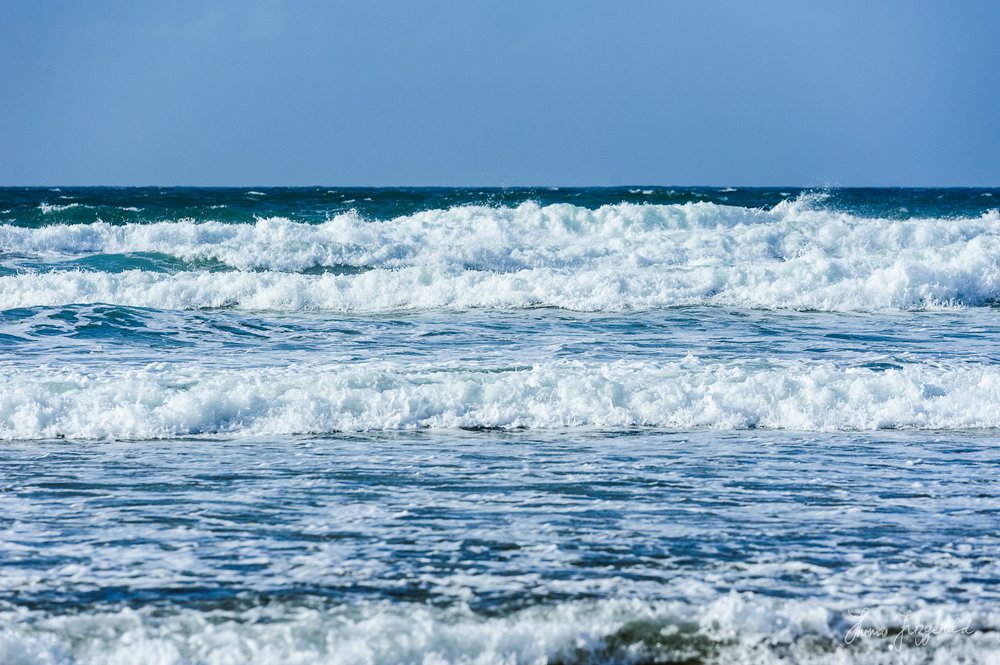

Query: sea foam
[0,595,995,665]
[3,359,1000,439]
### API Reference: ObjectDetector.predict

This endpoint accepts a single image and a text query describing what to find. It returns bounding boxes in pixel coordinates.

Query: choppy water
[1,187,998,663]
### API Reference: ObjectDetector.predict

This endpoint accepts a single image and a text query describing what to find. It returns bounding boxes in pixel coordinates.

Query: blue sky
[2,0,997,186]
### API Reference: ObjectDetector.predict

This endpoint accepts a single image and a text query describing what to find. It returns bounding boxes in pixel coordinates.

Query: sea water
[0,187,998,663]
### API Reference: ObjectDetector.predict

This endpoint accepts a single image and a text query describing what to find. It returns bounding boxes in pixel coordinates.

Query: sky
[1,0,998,186]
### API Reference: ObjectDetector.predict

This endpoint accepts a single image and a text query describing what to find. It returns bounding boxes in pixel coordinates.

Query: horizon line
[2,183,999,189]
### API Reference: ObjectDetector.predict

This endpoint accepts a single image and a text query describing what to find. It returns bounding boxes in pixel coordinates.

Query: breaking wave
[2,198,999,312]
[0,595,995,665]
[3,359,1000,440]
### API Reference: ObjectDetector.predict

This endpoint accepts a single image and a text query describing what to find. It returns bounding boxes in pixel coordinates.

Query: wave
[3,359,1000,439]
[2,199,999,311]
[0,255,997,312]
[0,595,995,664]
[3,198,998,271]
[36,202,89,214]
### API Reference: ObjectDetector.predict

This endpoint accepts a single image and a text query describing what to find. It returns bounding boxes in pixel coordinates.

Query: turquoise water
[1,187,998,663]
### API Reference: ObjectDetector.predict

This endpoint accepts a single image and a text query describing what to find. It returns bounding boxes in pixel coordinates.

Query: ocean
[0,186,998,664]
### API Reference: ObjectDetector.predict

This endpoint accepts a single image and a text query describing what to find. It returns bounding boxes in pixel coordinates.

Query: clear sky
[2,0,998,186]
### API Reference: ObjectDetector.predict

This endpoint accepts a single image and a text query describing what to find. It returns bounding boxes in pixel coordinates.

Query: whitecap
[0,594,994,664]
[37,202,82,213]
[3,196,999,312]
[3,359,1000,439]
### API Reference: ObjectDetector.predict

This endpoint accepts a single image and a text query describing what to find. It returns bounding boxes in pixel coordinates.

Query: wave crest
[3,200,999,311]
[3,360,1000,439]
[1,595,995,665]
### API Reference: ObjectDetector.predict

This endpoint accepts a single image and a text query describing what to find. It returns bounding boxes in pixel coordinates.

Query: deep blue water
[1,187,998,663]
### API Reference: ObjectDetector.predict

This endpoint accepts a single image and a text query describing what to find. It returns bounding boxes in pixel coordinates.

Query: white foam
[0,251,997,312]
[3,199,1000,311]
[36,203,83,214]
[3,359,1000,440]
[0,595,995,665]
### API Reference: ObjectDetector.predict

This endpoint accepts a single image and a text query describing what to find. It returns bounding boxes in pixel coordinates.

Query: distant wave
[3,359,1000,439]
[36,202,88,214]
[3,197,999,312]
